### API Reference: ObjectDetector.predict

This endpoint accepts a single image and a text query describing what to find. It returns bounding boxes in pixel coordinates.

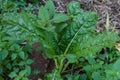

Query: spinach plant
[1,0,120,80]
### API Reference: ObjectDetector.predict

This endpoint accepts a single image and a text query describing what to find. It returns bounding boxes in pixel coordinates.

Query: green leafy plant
[1,0,120,80]
[0,39,33,80]
[0,2,33,79]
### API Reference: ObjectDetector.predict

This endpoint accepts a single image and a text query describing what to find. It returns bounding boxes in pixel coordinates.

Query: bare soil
[29,42,54,80]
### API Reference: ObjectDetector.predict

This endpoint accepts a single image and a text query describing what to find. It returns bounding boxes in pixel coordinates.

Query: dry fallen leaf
[115,42,120,51]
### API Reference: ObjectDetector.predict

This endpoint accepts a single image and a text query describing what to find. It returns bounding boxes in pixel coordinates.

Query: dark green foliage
[1,0,120,80]
[0,39,33,80]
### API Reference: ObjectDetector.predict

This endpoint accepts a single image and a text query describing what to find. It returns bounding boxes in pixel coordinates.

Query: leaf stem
[52,70,57,80]
[63,26,82,55]
[60,26,83,73]
[54,59,58,69]
[61,61,69,73]
[59,57,65,73]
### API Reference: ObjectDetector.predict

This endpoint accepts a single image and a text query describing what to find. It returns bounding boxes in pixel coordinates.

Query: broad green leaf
[22,44,32,53]
[117,72,120,79]
[64,74,72,80]
[0,42,7,48]
[88,57,96,65]
[52,14,69,23]
[45,25,55,32]
[114,58,120,71]
[92,71,101,80]
[8,71,17,78]
[1,12,38,42]
[9,44,20,50]
[40,32,57,58]
[45,0,55,18]
[66,54,77,63]
[18,61,25,66]
[67,1,81,15]
[26,59,33,65]
[0,50,8,60]
[14,77,20,80]
[73,72,80,80]
[79,74,87,80]
[19,70,27,77]
[6,63,12,70]
[55,23,68,33]
[18,52,25,60]
[38,6,50,20]
[57,2,120,60]
[58,8,98,57]
[25,66,31,76]
[83,65,91,71]
[22,77,28,80]
[11,53,17,60]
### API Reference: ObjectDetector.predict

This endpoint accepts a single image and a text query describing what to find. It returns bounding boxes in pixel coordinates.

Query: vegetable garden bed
[0,0,120,80]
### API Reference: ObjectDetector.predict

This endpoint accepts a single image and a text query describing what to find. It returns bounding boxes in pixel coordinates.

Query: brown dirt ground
[29,42,54,80]
[29,0,120,79]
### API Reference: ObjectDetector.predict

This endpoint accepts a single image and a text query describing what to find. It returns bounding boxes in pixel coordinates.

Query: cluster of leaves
[0,0,41,15]
[1,0,120,80]
[43,1,120,80]
[0,0,35,80]
[0,31,33,80]
[0,5,33,79]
